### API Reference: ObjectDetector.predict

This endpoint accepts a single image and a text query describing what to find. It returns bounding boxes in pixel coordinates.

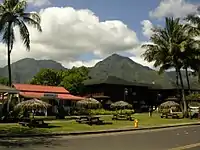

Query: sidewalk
[0,121,200,138]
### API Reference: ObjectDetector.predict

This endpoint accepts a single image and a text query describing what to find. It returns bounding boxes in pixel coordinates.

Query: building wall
[84,84,154,111]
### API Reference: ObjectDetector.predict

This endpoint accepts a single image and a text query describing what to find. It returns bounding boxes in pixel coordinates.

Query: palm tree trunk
[198,67,200,84]
[7,22,12,87]
[6,22,12,113]
[175,67,179,87]
[178,69,187,117]
[185,68,191,93]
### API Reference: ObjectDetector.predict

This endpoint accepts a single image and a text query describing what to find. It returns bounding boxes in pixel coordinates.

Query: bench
[161,112,182,119]
[19,119,49,128]
[76,116,104,125]
[112,114,134,121]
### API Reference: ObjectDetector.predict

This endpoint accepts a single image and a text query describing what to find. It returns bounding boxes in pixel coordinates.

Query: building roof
[0,84,19,93]
[13,84,69,94]
[84,76,151,87]
[19,92,84,100]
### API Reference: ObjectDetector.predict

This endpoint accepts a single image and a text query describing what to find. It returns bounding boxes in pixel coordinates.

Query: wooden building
[83,76,158,112]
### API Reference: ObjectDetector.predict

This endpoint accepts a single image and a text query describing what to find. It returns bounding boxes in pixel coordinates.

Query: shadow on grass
[103,122,113,125]
[0,136,64,148]
[36,125,61,129]
[88,122,113,126]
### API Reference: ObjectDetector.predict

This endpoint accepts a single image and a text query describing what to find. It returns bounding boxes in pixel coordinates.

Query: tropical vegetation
[30,66,90,95]
[142,10,200,116]
[0,0,42,86]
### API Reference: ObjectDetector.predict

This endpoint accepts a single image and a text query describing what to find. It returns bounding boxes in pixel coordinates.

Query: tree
[0,0,42,86]
[60,66,89,95]
[30,69,62,86]
[0,76,9,85]
[142,17,191,116]
[185,13,200,83]
[180,38,200,92]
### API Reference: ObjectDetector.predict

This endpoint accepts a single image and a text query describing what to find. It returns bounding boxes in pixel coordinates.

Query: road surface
[1,125,200,150]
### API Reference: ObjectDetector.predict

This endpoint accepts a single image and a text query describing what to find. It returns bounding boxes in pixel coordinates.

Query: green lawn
[0,113,199,136]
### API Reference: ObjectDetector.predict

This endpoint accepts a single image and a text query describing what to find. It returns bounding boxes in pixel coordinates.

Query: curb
[1,122,200,138]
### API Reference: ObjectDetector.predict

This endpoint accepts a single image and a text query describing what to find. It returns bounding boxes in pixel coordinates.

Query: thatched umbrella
[110,101,132,109]
[188,102,200,107]
[76,98,102,109]
[14,99,51,118]
[160,101,179,109]
[105,100,113,105]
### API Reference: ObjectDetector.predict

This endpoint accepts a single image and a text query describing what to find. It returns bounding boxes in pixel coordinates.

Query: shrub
[186,93,200,101]
[90,109,134,115]
[188,102,200,107]
[90,109,114,115]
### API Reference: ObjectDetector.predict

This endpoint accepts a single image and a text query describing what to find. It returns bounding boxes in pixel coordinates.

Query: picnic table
[161,112,183,119]
[19,119,49,128]
[76,116,104,125]
[112,113,134,121]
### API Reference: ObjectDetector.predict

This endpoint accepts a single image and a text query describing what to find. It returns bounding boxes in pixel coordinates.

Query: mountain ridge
[0,54,198,88]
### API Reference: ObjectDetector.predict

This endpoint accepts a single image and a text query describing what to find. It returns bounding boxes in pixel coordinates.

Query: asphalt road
[1,125,200,150]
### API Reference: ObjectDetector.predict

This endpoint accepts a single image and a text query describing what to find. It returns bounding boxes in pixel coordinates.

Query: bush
[90,109,114,115]
[186,93,200,101]
[188,102,200,107]
[90,109,134,115]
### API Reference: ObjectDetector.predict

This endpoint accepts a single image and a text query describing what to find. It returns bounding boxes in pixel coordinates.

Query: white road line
[169,142,200,150]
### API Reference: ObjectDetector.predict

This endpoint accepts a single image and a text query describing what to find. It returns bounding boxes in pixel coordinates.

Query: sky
[0,0,199,69]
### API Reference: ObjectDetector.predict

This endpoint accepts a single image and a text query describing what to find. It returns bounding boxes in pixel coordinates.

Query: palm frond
[0,4,6,14]
[13,0,27,14]
[3,0,19,11]
[15,19,30,50]
[0,13,9,33]
[21,12,42,32]
[2,22,15,52]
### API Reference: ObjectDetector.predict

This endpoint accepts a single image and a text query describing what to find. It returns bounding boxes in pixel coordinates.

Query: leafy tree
[60,66,89,95]
[0,76,9,85]
[30,69,62,86]
[142,17,193,116]
[0,0,42,86]
[30,66,90,95]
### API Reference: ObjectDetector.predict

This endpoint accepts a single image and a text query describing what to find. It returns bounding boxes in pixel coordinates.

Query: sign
[43,93,58,99]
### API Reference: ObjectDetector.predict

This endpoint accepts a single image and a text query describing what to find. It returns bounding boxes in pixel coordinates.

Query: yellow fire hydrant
[134,119,138,128]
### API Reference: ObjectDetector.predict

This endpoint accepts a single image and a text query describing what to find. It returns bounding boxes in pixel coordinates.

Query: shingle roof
[13,84,69,94]
[84,76,156,88]
[19,92,84,100]
[0,84,19,93]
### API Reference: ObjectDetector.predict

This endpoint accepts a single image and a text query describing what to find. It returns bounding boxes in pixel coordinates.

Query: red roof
[19,92,84,100]
[13,84,69,94]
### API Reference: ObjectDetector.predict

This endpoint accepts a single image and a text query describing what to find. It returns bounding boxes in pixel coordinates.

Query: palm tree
[0,0,42,86]
[185,13,200,83]
[180,38,200,93]
[142,17,190,116]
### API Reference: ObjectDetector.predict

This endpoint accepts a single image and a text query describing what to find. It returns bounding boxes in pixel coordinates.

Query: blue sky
[0,0,199,68]
[27,0,199,41]
[29,0,159,41]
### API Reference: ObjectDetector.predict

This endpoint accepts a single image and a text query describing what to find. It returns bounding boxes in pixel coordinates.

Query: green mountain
[0,54,199,89]
[0,58,66,83]
[87,54,174,89]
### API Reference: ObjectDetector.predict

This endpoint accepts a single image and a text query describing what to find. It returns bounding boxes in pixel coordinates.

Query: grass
[0,113,199,136]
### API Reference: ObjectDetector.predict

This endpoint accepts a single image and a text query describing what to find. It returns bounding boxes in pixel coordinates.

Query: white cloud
[0,6,140,68]
[141,20,154,39]
[150,0,198,19]
[130,56,155,69]
[126,41,156,69]
[62,59,102,69]
[27,0,51,7]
